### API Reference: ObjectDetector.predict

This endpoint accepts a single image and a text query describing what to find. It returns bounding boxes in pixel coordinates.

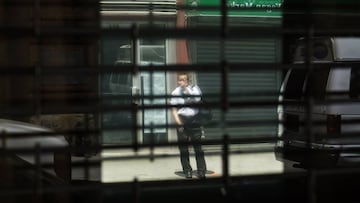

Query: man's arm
[172,108,182,126]
[172,107,184,132]
[192,85,202,102]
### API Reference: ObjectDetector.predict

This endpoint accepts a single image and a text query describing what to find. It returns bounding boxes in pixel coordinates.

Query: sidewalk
[101,144,284,183]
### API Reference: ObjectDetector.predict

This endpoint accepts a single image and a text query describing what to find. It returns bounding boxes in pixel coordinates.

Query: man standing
[170,72,207,179]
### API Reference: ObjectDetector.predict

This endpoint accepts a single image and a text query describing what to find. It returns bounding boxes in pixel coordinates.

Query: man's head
[177,72,190,87]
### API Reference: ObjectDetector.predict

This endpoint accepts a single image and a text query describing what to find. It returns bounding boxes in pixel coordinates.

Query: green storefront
[186,0,283,139]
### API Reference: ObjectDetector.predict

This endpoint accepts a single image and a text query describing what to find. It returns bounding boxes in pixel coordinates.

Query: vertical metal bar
[221,134,230,199]
[220,0,228,78]
[131,24,139,75]
[141,76,145,143]
[132,178,141,203]
[304,1,316,202]
[132,103,139,152]
[220,0,229,134]
[221,0,228,38]
[149,122,155,162]
[34,0,42,119]
[84,157,90,181]
[149,3,154,27]
[33,0,40,36]
[35,143,43,203]
[307,170,317,203]
[305,10,314,149]
[33,0,42,200]
[221,61,229,112]
[131,24,140,152]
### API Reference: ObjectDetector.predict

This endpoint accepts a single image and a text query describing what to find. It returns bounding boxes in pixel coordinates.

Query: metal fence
[1,0,360,203]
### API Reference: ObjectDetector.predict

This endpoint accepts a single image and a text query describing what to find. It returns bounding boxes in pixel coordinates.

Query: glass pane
[101,37,133,145]
[139,42,167,144]
[140,45,166,63]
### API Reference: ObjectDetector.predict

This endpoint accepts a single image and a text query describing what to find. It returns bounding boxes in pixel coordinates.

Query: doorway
[101,38,168,145]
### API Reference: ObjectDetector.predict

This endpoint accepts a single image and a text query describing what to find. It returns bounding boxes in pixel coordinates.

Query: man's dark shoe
[184,171,192,179]
[197,171,206,179]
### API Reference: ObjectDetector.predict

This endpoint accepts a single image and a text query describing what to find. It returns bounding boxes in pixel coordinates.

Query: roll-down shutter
[189,16,282,139]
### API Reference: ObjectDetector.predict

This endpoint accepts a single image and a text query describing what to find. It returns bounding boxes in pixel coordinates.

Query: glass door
[101,38,168,145]
[137,40,167,144]
[101,43,134,144]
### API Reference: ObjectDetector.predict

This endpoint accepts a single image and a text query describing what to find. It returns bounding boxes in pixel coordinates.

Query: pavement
[101,143,285,183]
[73,143,360,203]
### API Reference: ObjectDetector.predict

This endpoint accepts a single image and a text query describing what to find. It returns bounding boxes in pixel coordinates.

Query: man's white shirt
[170,85,202,116]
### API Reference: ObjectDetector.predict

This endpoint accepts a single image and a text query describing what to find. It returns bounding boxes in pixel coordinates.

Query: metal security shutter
[189,16,282,139]
[101,0,176,15]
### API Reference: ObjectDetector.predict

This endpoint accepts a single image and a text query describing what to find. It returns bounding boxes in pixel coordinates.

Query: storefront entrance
[101,37,168,145]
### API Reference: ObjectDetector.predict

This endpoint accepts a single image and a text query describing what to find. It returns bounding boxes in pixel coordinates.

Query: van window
[284,68,330,100]
[334,38,360,61]
[350,68,360,98]
[284,69,307,100]
[305,68,330,100]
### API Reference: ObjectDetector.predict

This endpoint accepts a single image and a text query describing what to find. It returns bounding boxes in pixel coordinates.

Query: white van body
[275,37,360,168]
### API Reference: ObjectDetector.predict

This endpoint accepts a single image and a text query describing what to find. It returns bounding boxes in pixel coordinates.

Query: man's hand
[178,126,184,132]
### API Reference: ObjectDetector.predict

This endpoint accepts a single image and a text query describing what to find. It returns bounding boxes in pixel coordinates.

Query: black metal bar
[221,134,230,200]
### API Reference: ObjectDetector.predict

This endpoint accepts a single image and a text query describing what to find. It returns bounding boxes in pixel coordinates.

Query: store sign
[186,0,283,17]
[228,0,282,8]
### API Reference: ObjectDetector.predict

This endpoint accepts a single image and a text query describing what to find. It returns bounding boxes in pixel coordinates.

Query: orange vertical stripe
[176,0,189,64]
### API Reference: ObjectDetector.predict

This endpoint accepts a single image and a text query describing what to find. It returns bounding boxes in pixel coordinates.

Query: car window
[350,68,360,98]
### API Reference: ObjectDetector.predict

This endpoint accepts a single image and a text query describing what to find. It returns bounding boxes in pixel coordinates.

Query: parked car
[0,119,70,182]
[275,37,360,168]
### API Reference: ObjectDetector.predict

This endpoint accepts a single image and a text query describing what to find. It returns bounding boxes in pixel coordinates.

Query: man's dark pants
[177,115,206,173]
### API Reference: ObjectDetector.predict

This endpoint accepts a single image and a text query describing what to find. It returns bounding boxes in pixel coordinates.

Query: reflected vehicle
[103,60,164,127]
[102,43,167,145]
[275,37,360,168]
[102,44,165,129]
[102,59,134,128]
